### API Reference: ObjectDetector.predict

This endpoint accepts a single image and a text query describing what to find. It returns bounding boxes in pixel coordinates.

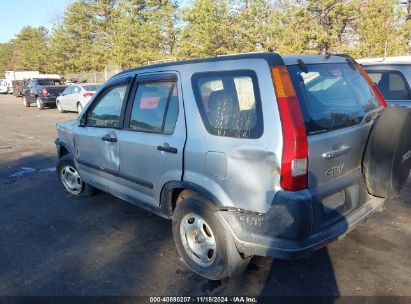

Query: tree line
[0,0,410,75]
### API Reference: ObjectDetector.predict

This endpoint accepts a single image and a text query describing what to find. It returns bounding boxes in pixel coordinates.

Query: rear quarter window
[192,70,263,138]
[288,63,381,135]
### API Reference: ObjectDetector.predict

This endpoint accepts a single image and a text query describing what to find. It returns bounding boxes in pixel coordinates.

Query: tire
[172,197,251,280]
[363,107,411,198]
[56,101,65,113]
[36,97,45,110]
[77,103,83,113]
[22,96,30,107]
[57,154,96,196]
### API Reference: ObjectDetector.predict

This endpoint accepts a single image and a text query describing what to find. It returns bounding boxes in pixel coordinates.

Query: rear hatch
[286,57,383,229]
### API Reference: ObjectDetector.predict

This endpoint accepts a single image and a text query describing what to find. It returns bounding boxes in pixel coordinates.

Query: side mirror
[79,115,86,127]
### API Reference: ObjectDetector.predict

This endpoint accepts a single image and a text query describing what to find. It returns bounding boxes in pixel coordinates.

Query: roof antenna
[383,41,388,61]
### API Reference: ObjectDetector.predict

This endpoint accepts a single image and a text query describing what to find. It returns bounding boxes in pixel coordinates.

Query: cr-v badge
[326,164,344,176]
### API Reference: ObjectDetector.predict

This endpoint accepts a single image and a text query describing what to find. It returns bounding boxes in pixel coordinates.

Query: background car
[56,83,100,113]
[0,79,13,94]
[358,56,411,108]
[21,78,67,109]
[0,79,7,94]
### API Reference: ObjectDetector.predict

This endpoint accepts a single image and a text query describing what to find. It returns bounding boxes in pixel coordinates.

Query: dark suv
[22,78,67,109]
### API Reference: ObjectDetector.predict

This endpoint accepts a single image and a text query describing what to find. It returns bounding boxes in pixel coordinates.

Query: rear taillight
[356,64,387,108]
[271,66,308,191]
[83,92,94,98]
[42,89,49,96]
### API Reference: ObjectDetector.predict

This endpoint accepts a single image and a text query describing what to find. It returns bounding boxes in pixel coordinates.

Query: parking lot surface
[0,94,410,297]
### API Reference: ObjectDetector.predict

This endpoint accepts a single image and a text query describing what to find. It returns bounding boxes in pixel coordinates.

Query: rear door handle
[322,145,351,159]
[101,134,117,142]
[157,145,177,154]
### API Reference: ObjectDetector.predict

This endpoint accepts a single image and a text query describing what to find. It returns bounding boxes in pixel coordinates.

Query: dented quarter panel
[179,60,283,213]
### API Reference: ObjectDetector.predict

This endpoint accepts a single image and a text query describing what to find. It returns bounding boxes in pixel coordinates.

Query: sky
[0,0,73,43]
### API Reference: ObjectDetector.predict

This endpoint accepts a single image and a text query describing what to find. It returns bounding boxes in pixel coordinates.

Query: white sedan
[56,83,100,113]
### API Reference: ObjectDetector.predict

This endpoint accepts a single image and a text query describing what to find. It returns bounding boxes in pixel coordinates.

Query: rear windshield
[38,79,61,86]
[288,63,381,135]
[83,85,99,91]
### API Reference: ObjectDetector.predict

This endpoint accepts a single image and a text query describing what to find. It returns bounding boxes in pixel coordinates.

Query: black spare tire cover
[363,107,411,198]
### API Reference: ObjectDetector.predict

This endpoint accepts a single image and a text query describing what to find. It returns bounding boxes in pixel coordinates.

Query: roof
[281,54,349,65]
[358,56,411,65]
[116,52,353,78]
[68,83,100,86]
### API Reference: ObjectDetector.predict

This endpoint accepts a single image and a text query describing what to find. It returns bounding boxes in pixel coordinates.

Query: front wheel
[36,98,45,110]
[57,154,96,196]
[56,101,65,113]
[172,197,251,280]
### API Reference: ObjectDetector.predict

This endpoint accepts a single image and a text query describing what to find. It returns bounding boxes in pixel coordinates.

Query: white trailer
[5,71,41,81]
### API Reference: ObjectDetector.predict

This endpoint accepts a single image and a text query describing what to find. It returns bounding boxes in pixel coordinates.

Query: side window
[72,86,80,93]
[63,87,72,95]
[129,82,178,134]
[192,71,262,138]
[86,84,128,128]
[367,70,411,100]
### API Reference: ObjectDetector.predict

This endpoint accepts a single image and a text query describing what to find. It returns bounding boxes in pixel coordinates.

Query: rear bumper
[221,191,385,260]
[39,96,57,104]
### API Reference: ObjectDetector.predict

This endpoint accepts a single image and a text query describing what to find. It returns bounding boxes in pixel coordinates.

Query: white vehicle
[0,79,12,94]
[0,79,7,94]
[56,83,100,113]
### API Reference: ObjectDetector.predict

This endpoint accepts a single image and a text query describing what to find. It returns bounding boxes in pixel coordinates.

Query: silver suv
[55,53,411,280]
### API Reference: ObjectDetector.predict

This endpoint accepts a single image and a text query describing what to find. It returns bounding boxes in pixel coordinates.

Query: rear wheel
[363,107,411,198]
[57,154,96,196]
[36,97,45,110]
[172,196,251,280]
[22,96,29,107]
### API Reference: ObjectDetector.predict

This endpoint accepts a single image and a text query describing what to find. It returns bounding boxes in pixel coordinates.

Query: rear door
[364,68,411,108]
[74,77,131,189]
[288,62,383,226]
[60,86,73,110]
[69,85,81,111]
[27,80,37,102]
[116,72,185,207]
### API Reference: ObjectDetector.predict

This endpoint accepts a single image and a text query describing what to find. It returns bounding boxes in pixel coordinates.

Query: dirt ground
[0,94,410,298]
